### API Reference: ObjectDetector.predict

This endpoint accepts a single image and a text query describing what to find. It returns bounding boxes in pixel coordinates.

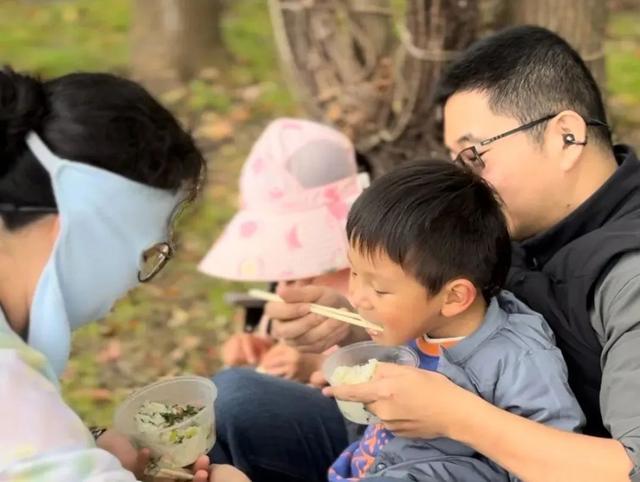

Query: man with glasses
[213,26,640,481]
[326,25,640,481]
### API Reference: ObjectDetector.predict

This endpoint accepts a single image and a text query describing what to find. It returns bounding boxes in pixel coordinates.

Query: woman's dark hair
[0,67,205,230]
[347,160,511,300]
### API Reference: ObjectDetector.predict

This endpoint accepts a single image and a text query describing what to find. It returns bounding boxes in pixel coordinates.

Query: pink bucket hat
[199,118,367,282]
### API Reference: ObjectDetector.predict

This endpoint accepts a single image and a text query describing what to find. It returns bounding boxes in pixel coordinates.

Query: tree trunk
[269,0,482,175]
[504,0,607,88]
[131,0,227,93]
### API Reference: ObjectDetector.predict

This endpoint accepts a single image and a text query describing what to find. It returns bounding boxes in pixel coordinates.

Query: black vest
[507,145,640,437]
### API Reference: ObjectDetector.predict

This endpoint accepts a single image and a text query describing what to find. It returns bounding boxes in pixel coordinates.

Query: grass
[607,12,640,104]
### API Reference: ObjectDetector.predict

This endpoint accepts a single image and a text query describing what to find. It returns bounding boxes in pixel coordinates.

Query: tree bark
[131,0,227,93]
[269,0,482,175]
[504,0,607,88]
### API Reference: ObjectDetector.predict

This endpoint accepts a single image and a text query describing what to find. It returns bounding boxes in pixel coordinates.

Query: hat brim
[199,204,351,282]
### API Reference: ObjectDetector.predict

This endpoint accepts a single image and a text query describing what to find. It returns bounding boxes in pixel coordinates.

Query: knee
[212,367,265,430]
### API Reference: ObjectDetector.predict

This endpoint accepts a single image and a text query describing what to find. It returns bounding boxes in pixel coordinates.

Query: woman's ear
[440,278,477,318]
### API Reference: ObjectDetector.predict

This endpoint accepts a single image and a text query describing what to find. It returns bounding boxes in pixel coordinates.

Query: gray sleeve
[366,455,509,481]
[591,252,640,479]
[492,347,585,433]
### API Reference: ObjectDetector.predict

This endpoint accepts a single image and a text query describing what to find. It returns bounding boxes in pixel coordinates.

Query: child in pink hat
[199,117,368,381]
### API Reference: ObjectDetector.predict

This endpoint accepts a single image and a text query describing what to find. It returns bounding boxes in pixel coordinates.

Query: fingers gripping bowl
[322,342,419,424]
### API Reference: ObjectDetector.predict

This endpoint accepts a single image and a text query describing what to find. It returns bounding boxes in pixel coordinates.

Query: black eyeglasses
[453,113,610,170]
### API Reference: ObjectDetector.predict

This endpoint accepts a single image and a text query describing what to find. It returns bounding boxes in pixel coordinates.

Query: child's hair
[346,160,511,299]
[0,67,205,230]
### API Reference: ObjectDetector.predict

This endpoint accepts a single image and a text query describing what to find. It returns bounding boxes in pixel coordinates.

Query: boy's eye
[350,271,358,277]
[374,289,388,296]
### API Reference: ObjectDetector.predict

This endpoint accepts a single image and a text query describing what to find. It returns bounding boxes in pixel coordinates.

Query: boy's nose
[348,281,372,311]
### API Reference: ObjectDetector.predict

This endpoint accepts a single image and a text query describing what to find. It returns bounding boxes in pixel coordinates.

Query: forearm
[451,393,633,482]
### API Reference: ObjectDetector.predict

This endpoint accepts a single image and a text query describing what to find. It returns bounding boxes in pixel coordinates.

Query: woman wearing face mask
[0,68,249,482]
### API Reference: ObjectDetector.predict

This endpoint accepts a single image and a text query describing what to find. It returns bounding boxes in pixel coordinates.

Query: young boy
[328,161,584,481]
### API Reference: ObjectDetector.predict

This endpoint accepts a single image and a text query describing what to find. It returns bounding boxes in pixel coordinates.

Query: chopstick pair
[247,289,384,332]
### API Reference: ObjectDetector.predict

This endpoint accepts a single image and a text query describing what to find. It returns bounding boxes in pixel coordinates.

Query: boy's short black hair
[347,160,511,299]
[436,25,611,147]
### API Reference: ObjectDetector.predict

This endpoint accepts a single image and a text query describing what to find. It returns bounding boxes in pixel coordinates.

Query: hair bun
[0,67,47,174]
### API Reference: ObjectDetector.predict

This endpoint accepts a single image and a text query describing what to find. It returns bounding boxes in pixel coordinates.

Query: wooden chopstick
[247,289,384,332]
[309,305,384,331]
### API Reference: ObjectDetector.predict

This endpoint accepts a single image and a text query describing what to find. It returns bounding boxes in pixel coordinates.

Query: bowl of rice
[322,341,419,424]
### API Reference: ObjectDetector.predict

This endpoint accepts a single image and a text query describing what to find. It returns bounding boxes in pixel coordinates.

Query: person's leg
[210,367,349,482]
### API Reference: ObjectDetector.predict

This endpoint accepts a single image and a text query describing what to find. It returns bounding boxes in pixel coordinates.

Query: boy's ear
[440,278,477,317]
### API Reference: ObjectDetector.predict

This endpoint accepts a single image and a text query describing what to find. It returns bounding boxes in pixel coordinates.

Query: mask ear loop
[26,132,65,174]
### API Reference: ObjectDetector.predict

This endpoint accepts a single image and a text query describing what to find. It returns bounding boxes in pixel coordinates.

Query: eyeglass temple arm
[480,115,556,146]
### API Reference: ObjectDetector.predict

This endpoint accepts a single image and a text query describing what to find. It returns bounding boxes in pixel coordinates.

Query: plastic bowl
[113,375,217,468]
[322,341,419,424]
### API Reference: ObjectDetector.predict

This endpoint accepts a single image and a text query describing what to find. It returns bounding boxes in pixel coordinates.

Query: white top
[0,308,137,481]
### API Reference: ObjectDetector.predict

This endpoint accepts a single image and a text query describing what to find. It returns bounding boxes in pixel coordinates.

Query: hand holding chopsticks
[248,289,384,332]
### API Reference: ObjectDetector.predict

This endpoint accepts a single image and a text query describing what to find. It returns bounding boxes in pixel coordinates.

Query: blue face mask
[26,133,182,376]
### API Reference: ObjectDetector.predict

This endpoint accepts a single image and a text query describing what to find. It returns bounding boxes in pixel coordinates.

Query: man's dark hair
[436,25,611,147]
[347,160,511,300]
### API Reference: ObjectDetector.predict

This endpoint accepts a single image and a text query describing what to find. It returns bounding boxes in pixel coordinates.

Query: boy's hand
[258,344,325,382]
[268,284,368,353]
[308,369,329,388]
[96,429,149,479]
[323,362,473,439]
[221,333,274,366]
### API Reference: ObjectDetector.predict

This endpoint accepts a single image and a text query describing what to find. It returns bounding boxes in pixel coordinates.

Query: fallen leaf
[181,335,202,350]
[198,67,220,81]
[97,339,122,364]
[168,308,190,328]
[229,105,251,123]
[196,119,234,142]
[240,84,264,103]
[170,347,186,362]
[161,87,189,105]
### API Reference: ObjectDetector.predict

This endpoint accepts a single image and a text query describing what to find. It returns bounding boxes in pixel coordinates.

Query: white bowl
[322,342,419,424]
[113,376,217,468]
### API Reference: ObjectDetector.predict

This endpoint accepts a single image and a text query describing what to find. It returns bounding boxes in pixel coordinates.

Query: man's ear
[546,110,588,172]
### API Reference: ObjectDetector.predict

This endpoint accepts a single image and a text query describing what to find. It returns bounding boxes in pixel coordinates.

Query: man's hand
[323,362,472,438]
[267,283,367,353]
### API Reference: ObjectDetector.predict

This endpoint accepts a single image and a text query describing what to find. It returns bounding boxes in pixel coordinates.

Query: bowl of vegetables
[114,375,217,469]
